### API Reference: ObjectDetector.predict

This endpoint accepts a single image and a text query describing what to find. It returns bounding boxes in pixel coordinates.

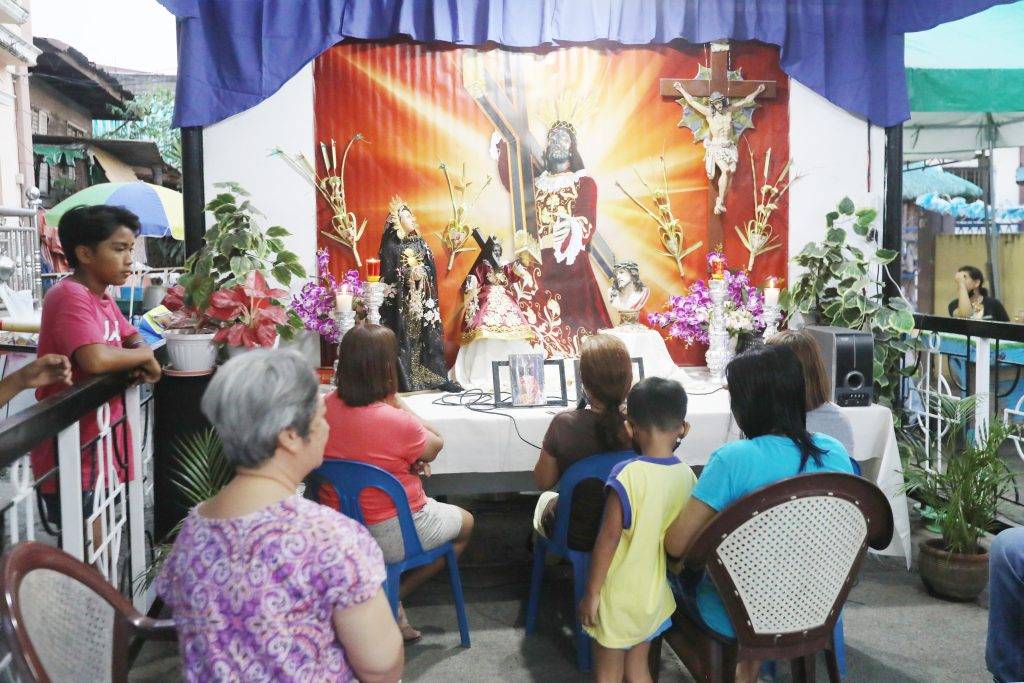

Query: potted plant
[903,394,1020,601]
[781,197,920,409]
[160,182,306,369]
[647,249,766,350]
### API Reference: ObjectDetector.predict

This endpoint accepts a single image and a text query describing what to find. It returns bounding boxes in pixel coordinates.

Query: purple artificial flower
[288,250,366,343]
[648,252,766,346]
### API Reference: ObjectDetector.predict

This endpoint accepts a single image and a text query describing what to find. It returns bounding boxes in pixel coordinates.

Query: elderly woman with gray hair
[155,350,403,683]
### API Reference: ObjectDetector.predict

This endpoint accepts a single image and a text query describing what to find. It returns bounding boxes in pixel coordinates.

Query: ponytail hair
[958,265,988,297]
[580,334,632,451]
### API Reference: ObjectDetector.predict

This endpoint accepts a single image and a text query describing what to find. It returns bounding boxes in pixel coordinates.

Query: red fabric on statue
[461,257,534,344]
[497,140,612,355]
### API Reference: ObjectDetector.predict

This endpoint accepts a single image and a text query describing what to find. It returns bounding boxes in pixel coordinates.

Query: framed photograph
[491,357,568,408]
[509,353,546,407]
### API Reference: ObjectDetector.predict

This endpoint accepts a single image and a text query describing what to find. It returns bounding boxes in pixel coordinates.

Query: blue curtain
[159,0,1012,128]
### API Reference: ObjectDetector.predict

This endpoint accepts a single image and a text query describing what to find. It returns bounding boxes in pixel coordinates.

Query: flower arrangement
[647,250,766,346]
[289,248,364,343]
[735,147,798,271]
[272,134,369,265]
[616,156,702,279]
[439,161,492,271]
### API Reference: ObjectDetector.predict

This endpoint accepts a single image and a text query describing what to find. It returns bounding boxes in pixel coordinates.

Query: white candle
[336,292,353,312]
[764,286,780,307]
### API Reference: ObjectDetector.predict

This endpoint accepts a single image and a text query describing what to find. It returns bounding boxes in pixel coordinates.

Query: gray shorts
[367,497,464,563]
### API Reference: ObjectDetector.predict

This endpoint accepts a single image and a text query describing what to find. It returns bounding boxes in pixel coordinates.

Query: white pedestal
[600,325,690,385]
[454,337,539,390]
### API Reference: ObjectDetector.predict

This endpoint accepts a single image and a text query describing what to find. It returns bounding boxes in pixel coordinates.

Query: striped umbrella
[45,182,184,240]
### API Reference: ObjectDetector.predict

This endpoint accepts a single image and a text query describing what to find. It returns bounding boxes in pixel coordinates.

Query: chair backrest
[0,541,175,683]
[550,451,635,549]
[686,473,893,654]
[313,460,426,558]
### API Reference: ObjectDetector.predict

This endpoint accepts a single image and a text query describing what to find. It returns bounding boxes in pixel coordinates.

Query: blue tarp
[157,0,1012,129]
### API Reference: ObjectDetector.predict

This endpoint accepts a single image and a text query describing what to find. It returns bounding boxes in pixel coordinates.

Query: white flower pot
[163,330,219,372]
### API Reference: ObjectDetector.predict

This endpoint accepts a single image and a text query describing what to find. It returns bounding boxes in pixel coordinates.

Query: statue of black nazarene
[378,196,461,392]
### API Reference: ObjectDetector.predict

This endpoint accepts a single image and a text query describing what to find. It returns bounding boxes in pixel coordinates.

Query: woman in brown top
[532,334,633,550]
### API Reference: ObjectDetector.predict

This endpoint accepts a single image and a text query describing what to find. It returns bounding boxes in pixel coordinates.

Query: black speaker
[804,326,874,407]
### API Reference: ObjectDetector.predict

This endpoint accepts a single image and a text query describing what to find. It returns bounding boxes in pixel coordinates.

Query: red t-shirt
[322,393,428,525]
[31,278,137,493]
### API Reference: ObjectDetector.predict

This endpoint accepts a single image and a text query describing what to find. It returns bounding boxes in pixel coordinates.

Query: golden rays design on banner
[313,41,789,365]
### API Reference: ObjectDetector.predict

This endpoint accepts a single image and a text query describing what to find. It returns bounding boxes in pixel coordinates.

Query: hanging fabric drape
[157,0,1012,129]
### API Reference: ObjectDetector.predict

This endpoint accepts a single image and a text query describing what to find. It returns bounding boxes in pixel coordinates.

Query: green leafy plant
[902,395,1019,555]
[780,196,920,408]
[102,88,181,169]
[176,182,305,339]
[138,428,233,589]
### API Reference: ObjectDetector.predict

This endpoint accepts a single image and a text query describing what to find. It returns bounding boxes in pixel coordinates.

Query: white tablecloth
[404,372,913,567]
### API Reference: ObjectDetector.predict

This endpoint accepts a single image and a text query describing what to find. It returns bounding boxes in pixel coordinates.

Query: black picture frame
[491,359,568,408]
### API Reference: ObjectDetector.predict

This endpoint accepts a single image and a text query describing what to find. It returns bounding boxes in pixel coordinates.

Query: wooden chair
[0,541,176,683]
[659,473,893,683]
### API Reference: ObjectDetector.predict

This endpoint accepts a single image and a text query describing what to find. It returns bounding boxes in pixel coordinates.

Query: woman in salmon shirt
[324,324,474,642]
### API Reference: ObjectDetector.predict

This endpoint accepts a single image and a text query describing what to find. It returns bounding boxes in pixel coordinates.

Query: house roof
[30,37,134,119]
[33,134,163,168]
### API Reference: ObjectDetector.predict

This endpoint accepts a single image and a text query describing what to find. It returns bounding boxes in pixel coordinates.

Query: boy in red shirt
[32,205,161,521]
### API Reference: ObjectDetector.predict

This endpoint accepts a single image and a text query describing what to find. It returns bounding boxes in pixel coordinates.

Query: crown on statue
[387,195,408,223]
[540,91,596,140]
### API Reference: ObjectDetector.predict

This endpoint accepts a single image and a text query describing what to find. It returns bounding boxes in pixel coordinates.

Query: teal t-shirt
[691,433,854,637]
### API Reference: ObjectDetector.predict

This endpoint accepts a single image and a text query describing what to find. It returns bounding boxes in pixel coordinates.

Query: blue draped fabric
[158,0,1012,129]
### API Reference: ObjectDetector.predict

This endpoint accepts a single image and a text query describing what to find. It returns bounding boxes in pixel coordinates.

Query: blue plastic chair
[312,460,470,648]
[525,451,634,672]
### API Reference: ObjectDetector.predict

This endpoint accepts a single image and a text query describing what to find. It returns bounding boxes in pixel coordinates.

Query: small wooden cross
[659,41,777,247]
[467,228,501,274]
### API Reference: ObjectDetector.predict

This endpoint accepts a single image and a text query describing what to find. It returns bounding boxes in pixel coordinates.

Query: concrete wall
[29,78,91,135]
[787,80,886,286]
[0,7,32,208]
[203,64,316,279]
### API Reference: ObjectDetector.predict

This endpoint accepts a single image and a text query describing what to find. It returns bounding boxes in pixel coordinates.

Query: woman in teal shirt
[665,345,854,683]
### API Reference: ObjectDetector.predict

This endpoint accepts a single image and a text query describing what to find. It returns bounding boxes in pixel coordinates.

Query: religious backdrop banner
[314,39,789,365]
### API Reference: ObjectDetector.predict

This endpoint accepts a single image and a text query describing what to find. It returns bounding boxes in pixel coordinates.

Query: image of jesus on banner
[495,121,612,356]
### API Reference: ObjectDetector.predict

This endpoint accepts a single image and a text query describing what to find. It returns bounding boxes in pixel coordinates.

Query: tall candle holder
[363,257,384,325]
[331,309,358,384]
[762,303,782,338]
[761,276,782,340]
[705,277,730,384]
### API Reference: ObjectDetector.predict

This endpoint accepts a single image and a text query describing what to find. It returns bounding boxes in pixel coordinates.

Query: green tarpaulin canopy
[32,144,86,166]
[904,2,1024,160]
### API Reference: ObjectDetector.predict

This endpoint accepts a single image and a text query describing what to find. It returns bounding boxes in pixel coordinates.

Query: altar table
[403,371,913,567]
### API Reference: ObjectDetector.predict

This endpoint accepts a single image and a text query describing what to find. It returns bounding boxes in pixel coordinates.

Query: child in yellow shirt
[579,377,696,682]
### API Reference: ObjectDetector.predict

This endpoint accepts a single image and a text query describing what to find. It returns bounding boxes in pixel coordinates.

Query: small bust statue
[608,261,650,325]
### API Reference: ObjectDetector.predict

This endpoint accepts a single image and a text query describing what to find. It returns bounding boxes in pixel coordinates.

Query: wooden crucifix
[660,41,777,246]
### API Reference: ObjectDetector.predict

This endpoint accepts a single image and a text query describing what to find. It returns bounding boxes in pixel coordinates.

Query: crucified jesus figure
[674,81,765,215]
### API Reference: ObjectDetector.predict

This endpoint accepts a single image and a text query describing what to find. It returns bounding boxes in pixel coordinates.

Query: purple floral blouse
[155,495,386,682]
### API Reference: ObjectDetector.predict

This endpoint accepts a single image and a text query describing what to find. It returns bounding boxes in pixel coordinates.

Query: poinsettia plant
[289,248,365,343]
[206,271,289,348]
[161,271,295,348]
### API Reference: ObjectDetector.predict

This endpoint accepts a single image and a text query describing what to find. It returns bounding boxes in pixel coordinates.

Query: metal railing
[0,204,42,313]
[904,314,1024,512]
[0,369,156,612]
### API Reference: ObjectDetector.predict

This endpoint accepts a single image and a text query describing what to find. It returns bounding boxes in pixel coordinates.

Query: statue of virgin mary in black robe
[378,197,461,393]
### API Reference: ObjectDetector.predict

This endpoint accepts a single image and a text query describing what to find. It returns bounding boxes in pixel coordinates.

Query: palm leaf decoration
[136,428,233,590]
